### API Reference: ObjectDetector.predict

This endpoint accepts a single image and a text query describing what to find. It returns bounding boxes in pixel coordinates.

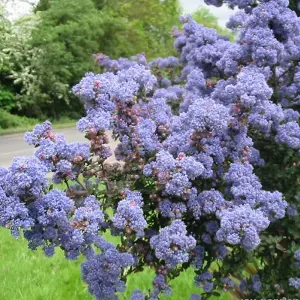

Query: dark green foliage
[0,109,38,129]
[212,129,300,298]
[289,0,300,16]
[1,0,234,122]
[104,0,181,58]
[0,6,16,113]
[34,0,51,12]
[27,0,182,118]
[29,0,107,118]
[0,87,14,111]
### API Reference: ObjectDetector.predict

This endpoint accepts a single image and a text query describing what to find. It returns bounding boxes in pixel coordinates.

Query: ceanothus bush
[1,0,300,298]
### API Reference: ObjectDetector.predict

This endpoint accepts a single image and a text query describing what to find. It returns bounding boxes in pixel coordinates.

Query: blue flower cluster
[216,204,270,251]
[188,189,227,219]
[195,272,214,293]
[112,189,147,237]
[289,277,300,289]
[81,239,134,300]
[1,0,300,298]
[150,274,172,299]
[1,156,48,200]
[150,220,196,268]
[24,120,53,145]
[130,290,145,300]
[0,187,33,237]
[238,274,262,294]
[225,163,288,220]
[25,121,90,183]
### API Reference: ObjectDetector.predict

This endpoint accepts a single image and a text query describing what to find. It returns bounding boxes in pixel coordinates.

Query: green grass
[0,228,232,300]
[0,228,91,300]
[0,113,76,135]
[0,109,39,134]
[0,183,232,299]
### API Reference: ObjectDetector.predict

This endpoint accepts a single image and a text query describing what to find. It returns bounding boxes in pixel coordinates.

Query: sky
[180,0,237,27]
[5,0,237,27]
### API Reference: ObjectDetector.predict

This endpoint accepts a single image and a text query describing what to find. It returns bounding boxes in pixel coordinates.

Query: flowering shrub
[1,0,300,298]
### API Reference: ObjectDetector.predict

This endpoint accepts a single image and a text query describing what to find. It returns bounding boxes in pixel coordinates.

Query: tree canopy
[27,0,182,118]
[192,6,234,39]
[1,0,235,119]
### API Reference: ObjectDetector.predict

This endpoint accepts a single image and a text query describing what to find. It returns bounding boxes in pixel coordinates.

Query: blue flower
[150,220,196,268]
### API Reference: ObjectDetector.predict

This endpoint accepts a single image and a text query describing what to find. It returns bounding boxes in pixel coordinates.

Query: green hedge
[0,109,38,130]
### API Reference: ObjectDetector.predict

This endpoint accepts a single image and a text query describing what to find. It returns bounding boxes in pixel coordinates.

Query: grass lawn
[0,174,232,299]
[0,117,76,135]
[0,228,232,300]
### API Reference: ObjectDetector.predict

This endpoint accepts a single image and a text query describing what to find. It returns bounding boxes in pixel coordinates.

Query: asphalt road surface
[0,127,118,168]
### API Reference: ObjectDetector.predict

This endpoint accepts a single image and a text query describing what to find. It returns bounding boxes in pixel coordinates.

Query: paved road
[0,127,99,168]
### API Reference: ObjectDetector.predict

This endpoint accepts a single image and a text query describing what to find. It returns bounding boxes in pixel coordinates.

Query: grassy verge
[0,116,76,135]
[0,155,232,299]
[0,228,91,300]
[0,227,232,300]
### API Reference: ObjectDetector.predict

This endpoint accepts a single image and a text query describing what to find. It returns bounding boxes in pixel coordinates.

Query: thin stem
[75,177,86,190]
[64,179,70,190]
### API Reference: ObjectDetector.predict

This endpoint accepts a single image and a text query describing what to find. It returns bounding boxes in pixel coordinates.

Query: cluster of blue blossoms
[1,0,300,298]
[290,250,300,289]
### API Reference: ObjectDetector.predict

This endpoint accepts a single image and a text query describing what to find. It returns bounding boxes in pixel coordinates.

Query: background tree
[103,0,181,58]
[28,0,182,118]
[28,0,111,118]
[0,3,40,128]
[0,3,15,112]
[192,6,234,39]
[1,0,233,121]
